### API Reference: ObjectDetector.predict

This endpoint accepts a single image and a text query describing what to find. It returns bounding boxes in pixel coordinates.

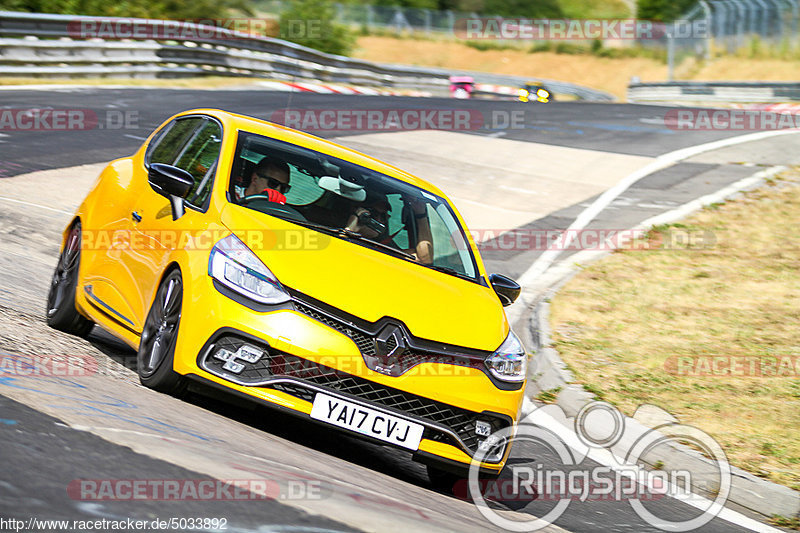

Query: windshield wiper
[426,264,476,281]
[339,228,416,261]
[287,219,343,236]
[286,220,416,261]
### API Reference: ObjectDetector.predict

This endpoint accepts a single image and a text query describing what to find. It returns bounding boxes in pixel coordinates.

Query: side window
[145,117,222,210]
[174,121,222,207]
[146,118,201,166]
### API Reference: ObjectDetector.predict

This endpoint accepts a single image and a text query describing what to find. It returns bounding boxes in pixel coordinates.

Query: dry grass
[549,170,800,490]
[354,36,666,99]
[352,35,800,100]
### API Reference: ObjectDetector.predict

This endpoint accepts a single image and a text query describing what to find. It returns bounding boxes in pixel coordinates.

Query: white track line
[517,128,800,289]
[0,195,72,215]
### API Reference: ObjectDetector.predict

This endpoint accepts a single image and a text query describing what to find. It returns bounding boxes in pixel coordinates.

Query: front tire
[137,269,186,395]
[46,222,93,336]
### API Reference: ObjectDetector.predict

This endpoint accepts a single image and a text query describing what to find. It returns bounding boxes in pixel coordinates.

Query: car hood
[221,204,508,351]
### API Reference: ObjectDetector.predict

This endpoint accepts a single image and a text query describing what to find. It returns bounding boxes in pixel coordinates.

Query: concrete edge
[520,165,800,520]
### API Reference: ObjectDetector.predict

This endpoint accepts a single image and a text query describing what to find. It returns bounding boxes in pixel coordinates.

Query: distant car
[449,76,475,99]
[46,108,528,485]
[519,81,552,103]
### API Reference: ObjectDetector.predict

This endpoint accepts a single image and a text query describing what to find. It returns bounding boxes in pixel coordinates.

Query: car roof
[177,108,448,198]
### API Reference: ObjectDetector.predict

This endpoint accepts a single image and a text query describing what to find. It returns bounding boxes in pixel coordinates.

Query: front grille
[292,299,481,375]
[294,301,376,355]
[200,334,510,455]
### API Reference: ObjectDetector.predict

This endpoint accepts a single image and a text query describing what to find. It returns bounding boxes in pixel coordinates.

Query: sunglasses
[256,172,291,194]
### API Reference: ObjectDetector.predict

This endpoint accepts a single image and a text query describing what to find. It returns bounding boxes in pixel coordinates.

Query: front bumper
[174,276,524,472]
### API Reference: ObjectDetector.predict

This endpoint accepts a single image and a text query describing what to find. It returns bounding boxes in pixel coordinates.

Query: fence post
[699,0,712,58]
[730,0,747,49]
[667,28,675,81]
[764,0,782,39]
[752,0,769,36]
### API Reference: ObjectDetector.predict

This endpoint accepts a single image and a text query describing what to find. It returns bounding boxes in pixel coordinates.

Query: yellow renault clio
[46,109,528,485]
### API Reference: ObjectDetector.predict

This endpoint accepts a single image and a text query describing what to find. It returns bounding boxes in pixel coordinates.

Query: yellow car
[519,82,552,104]
[46,109,528,485]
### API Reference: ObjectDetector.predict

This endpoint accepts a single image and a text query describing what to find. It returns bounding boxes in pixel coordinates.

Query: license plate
[310,392,424,451]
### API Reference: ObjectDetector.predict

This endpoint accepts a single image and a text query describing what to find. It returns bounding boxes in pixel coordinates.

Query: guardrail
[628,81,800,104]
[0,11,615,101]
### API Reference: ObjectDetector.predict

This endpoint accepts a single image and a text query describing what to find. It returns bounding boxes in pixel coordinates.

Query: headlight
[208,234,290,305]
[485,331,527,382]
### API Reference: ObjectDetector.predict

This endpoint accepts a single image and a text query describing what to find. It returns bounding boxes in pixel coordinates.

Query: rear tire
[137,269,186,395]
[46,222,93,336]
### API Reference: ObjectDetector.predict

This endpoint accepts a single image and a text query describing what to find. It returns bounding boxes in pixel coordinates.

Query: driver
[237,157,291,204]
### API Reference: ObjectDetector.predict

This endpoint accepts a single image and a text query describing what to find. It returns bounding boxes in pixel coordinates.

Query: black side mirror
[148,163,194,220]
[489,273,521,306]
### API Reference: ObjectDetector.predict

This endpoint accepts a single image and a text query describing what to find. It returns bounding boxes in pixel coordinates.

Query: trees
[636,0,697,22]
[278,0,356,56]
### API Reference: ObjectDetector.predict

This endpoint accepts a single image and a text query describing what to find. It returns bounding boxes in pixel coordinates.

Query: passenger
[345,194,433,264]
[345,195,391,240]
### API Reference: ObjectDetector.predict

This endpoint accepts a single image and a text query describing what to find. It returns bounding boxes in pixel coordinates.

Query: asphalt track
[0,88,793,532]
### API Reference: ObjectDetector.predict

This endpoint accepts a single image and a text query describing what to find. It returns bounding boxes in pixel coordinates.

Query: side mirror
[489,273,521,306]
[148,163,194,220]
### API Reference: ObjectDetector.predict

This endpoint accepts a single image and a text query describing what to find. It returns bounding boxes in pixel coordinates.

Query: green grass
[463,38,668,61]
[559,0,632,19]
[536,387,562,404]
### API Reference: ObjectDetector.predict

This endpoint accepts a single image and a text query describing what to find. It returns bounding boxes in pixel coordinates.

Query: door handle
[131,211,142,223]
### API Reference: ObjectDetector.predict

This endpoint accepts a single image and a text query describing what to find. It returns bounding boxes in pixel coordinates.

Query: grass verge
[549,169,800,491]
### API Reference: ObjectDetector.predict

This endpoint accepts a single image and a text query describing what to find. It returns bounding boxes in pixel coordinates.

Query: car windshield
[229,131,478,280]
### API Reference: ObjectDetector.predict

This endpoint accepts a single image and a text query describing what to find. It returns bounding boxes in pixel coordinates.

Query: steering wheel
[240,194,307,222]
